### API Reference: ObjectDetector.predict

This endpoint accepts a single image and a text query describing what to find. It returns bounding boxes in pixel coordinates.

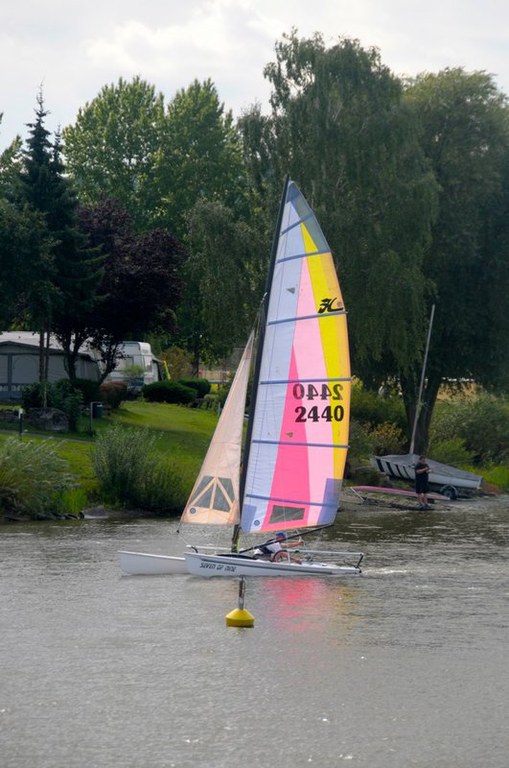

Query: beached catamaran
[119,178,363,577]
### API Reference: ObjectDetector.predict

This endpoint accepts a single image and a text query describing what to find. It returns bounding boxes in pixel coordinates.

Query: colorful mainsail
[240,180,351,534]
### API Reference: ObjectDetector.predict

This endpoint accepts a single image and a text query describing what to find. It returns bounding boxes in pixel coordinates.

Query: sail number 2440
[292,383,344,423]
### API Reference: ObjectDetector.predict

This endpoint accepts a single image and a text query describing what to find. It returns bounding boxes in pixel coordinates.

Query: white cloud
[1,0,509,150]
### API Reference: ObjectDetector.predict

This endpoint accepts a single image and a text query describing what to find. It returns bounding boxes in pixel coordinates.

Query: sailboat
[370,305,483,500]
[119,179,363,577]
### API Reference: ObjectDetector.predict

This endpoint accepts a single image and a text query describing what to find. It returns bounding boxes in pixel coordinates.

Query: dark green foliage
[178,378,211,398]
[351,384,406,431]
[77,199,185,381]
[347,420,374,461]
[71,378,101,405]
[20,382,48,409]
[21,379,83,431]
[430,395,509,464]
[241,32,435,376]
[429,438,470,466]
[401,69,509,450]
[143,381,196,404]
[369,422,406,456]
[99,382,127,410]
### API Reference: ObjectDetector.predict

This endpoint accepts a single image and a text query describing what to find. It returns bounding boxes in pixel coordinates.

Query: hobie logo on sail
[318,297,343,313]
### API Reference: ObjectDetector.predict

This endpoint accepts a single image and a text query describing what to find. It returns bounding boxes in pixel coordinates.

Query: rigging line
[277,248,330,264]
[244,492,338,508]
[259,376,351,384]
[252,439,349,450]
[268,311,347,326]
[280,210,315,237]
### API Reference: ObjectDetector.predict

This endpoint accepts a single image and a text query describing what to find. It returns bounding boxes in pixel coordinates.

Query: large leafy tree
[402,69,509,450]
[179,199,265,370]
[62,77,166,231]
[153,79,247,239]
[240,33,438,388]
[77,199,185,379]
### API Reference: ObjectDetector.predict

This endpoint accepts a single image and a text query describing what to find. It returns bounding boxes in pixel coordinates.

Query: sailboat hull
[371,454,482,497]
[185,552,362,578]
[118,550,187,575]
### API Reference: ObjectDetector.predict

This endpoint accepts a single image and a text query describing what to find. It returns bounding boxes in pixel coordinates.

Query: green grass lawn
[0,401,221,506]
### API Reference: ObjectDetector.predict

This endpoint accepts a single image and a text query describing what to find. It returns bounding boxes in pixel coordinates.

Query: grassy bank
[0,402,220,515]
[0,399,507,520]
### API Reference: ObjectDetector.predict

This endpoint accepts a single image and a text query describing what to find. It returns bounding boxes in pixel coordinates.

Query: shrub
[92,425,187,511]
[21,379,83,431]
[351,382,406,431]
[0,437,75,519]
[99,381,128,410]
[368,421,406,456]
[72,378,101,405]
[430,394,509,464]
[348,420,374,461]
[162,346,193,379]
[178,378,211,399]
[142,380,196,404]
[428,437,470,466]
[481,465,509,492]
[51,380,83,431]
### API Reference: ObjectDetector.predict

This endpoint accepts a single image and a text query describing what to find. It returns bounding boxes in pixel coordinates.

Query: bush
[0,437,75,519]
[351,382,406,431]
[178,378,211,399]
[369,422,406,456]
[72,378,101,405]
[348,420,374,461]
[429,437,470,466]
[143,380,196,404]
[51,380,83,431]
[430,394,509,464]
[21,379,83,431]
[99,381,128,410]
[92,425,188,511]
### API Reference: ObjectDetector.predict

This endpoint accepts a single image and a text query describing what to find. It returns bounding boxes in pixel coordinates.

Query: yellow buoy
[226,577,254,628]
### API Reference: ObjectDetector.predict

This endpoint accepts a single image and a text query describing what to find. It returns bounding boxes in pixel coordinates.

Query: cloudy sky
[2,0,509,151]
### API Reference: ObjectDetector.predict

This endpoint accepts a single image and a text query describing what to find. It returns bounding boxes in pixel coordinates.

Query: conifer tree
[17,93,103,383]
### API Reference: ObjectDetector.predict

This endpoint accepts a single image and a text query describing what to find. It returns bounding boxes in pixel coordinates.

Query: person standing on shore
[415,455,431,509]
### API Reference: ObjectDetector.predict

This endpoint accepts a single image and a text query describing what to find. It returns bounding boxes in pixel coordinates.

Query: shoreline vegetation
[0,398,507,524]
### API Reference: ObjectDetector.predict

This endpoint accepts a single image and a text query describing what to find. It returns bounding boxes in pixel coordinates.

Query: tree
[77,199,185,380]
[17,95,103,383]
[0,133,23,199]
[240,33,438,394]
[403,69,509,451]
[154,79,248,240]
[62,77,166,230]
[0,200,48,328]
[179,199,265,370]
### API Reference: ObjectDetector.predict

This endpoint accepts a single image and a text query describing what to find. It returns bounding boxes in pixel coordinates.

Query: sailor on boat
[254,532,304,563]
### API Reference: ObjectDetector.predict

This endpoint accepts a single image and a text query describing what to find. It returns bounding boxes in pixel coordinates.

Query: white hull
[118,550,187,575]
[371,453,482,497]
[185,551,362,578]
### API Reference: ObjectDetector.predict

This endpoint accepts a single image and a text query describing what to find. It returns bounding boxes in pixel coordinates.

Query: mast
[230,176,290,551]
[409,303,436,456]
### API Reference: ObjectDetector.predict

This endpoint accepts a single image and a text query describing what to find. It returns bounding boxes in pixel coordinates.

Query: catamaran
[119,178,364,577]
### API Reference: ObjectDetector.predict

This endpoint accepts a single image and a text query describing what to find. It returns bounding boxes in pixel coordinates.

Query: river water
[1,495,508,768]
